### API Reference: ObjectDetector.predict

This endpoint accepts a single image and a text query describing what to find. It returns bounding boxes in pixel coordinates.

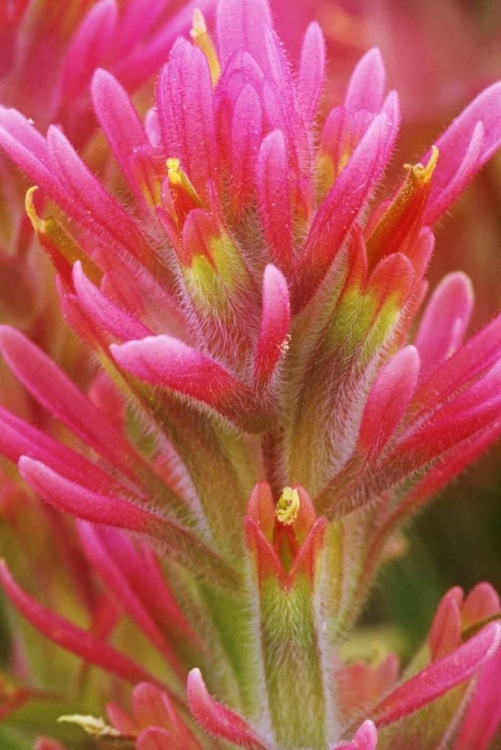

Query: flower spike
[0,2,500,747]
[292,91,400,310]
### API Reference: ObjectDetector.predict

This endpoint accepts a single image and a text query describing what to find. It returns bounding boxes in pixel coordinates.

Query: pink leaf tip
[334,719,378,749]
[187,668,266,749]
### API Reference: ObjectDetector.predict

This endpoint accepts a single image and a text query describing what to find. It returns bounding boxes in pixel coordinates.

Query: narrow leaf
[78,523,185,679]
[19,458,240,589]
[358,346,419,457]
[0,561,164,689]
[415,272,474,384]
[292,92,400,311]
[187,668,267,749]
[111,334,263,430]
[256,130,294,271]
[0,326,150,490]
[254,264,291,386]
[373,622,501,726]
[425,82,501,223]
[297,23,325,124]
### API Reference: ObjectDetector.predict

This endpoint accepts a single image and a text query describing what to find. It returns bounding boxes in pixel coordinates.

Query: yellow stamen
[167,157,182,185]
[25,187,102,284]
[404,145,439,185]
[276,487,300,525]
[167,158,201,204]
[190,8,221,85]
[367,146,440,264]
[190,7,207,36]
[165,158,203,230]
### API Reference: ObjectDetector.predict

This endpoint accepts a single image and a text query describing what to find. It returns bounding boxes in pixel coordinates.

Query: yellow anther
[166,157,200,202]
[165,157,203,229]
[276,487,300,525]
[404,145,439,184]
[426,144,439,174]
[25,186,42,229]
[167,157,182,185]
[190,8,207,37]
[25,187,102,285]
[368,142,440,264]
[190,8,221,85]
[412,145,439,181]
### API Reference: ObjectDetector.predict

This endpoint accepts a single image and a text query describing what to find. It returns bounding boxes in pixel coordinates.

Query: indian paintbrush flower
[0,0,501,747]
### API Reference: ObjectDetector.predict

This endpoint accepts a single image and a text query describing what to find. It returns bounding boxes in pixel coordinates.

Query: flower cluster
[0,0,501,748]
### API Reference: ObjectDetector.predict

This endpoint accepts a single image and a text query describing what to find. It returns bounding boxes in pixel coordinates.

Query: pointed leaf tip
[18,456,152,533]
[256,130,294,271]
[254,264,291,385]
[298,22,326,123]
[111,335,239,403]
[187,668,267,749]
[358,346,419,457]
[217,0,273,73]
[425,82,501,223]
[374,622,501,727]
[335,719,378,749]
[345,48,386,114]
[415,271,474,383]
[19,457,240,590]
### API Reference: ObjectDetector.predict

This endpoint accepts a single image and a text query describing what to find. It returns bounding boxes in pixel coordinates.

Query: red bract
[0,0,500,748]
[0,0,215,144]
[0,0,215,339]
[108,682,202,749]
[0,6,500,530]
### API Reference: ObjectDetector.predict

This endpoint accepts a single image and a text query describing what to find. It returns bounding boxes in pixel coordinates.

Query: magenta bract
[0,0,500,748]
